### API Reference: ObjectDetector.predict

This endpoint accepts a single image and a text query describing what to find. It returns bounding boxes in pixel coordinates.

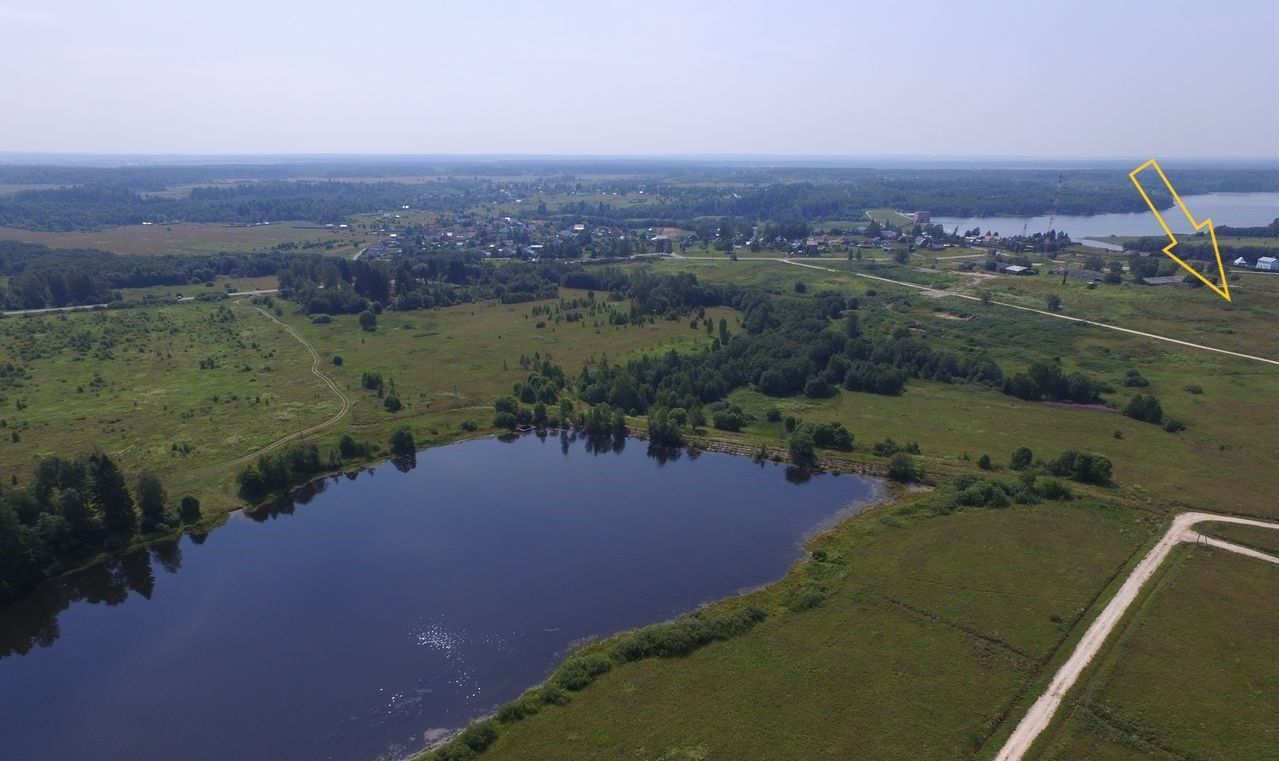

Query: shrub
[389,426,416,457]
[765,407,782,423]
[1123,394,1163,424]
[331,354,343,366]
[1009,446,1033,470]
[977,454,993,470]
[1183,384,1204,394]
[553,655,612,691]
[611,607,767,662]
[459,419,478,432]
[1045,450,1112,485]
[1163,417,1186,433]
[358,310,377,331]
[1120,369,1149,387]
[788,429,816,466]
[886,452,923,483]
[456,720,498,753]
[309,314,332,324]
[338,434,370,459]
[179,495,201,524]
[539,684,571,706]
[1036,477,1073,500]
[383,393,402,412]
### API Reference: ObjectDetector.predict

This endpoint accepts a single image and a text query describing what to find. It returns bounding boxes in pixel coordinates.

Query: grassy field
[0,288,728,514]
[0,221,369,256]
[479,500,1153,761]
[293,288,732,457]
[0,299,335,510]
[6,246,1278,760]
[867,208,916,228]
[1198,522,1279,555]
[1037,546,1278,760]
[638,257,1279,518]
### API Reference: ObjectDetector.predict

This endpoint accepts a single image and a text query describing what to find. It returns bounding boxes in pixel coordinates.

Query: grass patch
[1040,546,1279,760]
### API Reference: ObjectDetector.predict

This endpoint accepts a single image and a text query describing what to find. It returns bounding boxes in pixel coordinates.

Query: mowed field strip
[995,512,1279,761]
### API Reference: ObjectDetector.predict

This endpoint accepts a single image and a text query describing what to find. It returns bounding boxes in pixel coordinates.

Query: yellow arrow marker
[1128,159,1231,301]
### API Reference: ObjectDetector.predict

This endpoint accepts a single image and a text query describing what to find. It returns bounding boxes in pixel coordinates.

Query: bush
[765,408,782,423]
[338,434,370,459]
[1123,394,1163,424]
[1009,446,1033,470]
[330,354,343,366]
[886,452,923,482]
[309,314,332,324]
[539,684,571,706]
[612,606,767,662]
[1036,478,1073,500]
[358,310,377,331]
[495,696,541,723]
[389,426,416,457]
[1163,417,1186,433]
[1045,450,1112,485]
[553,655,612,691]
[179,495,201,524]
[1120,369,1149,387]
[977,454,993,470]
[788,430,816,465]
[383,393,402,412]
[1183,384,1204,394]
[459,419,478,432]
[456,720,498,753]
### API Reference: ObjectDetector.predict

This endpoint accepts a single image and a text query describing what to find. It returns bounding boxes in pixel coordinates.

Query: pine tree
[136,471,167,532]
[88,452,135,534]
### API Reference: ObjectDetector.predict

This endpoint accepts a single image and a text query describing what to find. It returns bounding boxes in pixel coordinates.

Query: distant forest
[1,162,1276,231]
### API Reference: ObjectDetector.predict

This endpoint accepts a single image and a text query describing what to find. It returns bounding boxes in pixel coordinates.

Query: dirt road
[993,511,1279,761]
[232,298,351,462]
[777,258,1279,367]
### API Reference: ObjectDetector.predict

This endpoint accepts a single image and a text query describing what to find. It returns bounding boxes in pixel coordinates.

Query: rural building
[1050,267,1106,283]
[1142,275,1184,285]
[1257,256,1279,271]
[1003,265,1032,275]
[1232,256,1248,266]
[912,211,931,223]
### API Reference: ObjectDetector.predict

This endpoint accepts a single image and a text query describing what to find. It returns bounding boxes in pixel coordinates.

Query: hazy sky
[1,0,1276,157]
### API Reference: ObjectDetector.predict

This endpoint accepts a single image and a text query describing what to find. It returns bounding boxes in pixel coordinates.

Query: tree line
[0,451,197,609]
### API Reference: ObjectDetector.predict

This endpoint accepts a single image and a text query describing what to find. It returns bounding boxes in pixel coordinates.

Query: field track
[994,511,1279,761]
[231,298,351,462]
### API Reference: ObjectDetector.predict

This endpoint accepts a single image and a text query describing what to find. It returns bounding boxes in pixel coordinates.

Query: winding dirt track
[233,298,351,462]
[994,512,1279,761]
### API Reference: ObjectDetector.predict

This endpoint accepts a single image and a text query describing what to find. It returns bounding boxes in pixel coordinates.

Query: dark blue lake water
[0,433,879,761]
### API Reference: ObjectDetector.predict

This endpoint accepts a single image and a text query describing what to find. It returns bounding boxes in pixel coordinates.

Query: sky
[1,0,1276,158]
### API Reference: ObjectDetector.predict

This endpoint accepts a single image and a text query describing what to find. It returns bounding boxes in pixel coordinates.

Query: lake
[0,433,879,761]
[934,192,1279,249]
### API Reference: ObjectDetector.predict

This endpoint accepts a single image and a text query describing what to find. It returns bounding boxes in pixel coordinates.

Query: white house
[1257,256,1279,272]
[1232,256,1248,266]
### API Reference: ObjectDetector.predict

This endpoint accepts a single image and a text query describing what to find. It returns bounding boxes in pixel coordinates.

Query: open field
[4,246,1278,761]
[867,208,916,227]
[0,300,335,510]
[0,289,728,514]
[291,288,732,450]
[638,257,1279,518]
[1199,522,1279,556]
[0,221,369,256]
[1037,546,1278,760]
[480,500,1153,761]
